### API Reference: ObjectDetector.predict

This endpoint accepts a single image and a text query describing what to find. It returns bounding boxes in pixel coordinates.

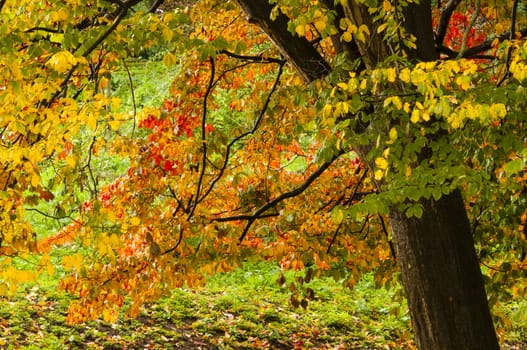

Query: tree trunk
[232,0,499,348]
[390,190,499,349]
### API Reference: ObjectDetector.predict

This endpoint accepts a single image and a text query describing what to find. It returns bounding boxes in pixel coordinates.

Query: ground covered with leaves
[0,263,525,350]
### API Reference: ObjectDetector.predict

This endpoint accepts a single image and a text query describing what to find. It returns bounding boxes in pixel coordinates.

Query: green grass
[0,262,417,349]
[111,59,179,112]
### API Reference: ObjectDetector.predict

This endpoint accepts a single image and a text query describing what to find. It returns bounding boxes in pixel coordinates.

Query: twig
[121,59,137,138]
[81,135,99,198]
[197,60,286,204]
[148,0,165,13]
[435,0,463,48]
[457,0,481,59]
[219,50,284,64]
[214,151,343,243]
[497,0,520,86]
[188,56,216,219]
[461,26,527,58]
[378,214,396,259]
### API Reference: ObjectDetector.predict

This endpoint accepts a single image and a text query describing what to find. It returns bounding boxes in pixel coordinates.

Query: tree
[1,0,526,348]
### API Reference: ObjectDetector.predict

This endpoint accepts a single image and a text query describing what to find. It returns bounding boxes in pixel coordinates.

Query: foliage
[0,0,526,345]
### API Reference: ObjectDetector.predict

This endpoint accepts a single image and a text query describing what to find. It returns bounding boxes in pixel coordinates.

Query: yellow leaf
[356,31,366,43]
[62,254,83,271]
[322,104,333,117]
[377,22,388,34]
[375,157,388,169]
[341,31,352,42]
[47,51,77,74]
[383,0,393,12]
[399,68,411,83]
[296,24,306,37]
[389,127,398,141]
[65,154,77,168]
[386,68,396,83]
[102,308,118,323]
[411,109,420,123]
[163,53,178,67]
[111,97,121,110]
[108,120,122,131]
[360,78,368,90]
[130,217,141,226]
[421,111,430,121]
[314,19,327,32]
[31,173,40,187]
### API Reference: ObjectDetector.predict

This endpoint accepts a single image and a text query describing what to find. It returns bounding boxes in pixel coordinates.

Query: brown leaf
[289,294,300,308]
[39,190,55,201]
[304,267,314,283]
[276,272,286,286]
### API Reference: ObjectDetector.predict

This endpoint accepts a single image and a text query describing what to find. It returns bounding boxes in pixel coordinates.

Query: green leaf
[504,159,524,176]
[332,207,345,223]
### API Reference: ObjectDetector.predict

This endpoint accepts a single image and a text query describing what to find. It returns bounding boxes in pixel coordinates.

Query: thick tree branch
[233,0,331,83]
[434,0,462,49]
[213,151,344,243]
[461,27,527,58]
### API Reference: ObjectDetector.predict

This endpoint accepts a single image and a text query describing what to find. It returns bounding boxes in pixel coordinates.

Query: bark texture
[232,0,331,83]
[233,0,499,348]
[389,190,499,349]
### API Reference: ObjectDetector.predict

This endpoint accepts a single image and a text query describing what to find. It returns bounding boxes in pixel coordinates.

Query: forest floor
[0,263,525,350]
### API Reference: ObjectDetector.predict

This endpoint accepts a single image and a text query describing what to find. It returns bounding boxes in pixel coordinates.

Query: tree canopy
[0,0,526,346]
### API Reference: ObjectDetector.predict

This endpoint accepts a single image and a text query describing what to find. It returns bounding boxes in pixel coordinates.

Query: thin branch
[457,0,481,58]
[212,213,279,222]
[497,0,520,86]
[434,0,462,48]
[197,60,286,204]
[219,50,284,64]
[188,56,216,219]
[460,27,527,58]
[214,152,343,243]
[327,216,370,254]
[162,228,185,256]
[81,6,129,57]
[437,44,497,59]
[25,207,76,221]
[326,221,344,254]
[81,135,99,198]
[344,169,369,206]
[148,0,165,13]
[45,4,131,107]
[121,59,138,138]
[378,214,396,259]
[25,27,63,34]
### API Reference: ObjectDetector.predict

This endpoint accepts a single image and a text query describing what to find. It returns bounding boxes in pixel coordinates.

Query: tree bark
[394,1,499,347]
[232,0,499,348]
[390,190,499,349]
[232,0,331,83]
